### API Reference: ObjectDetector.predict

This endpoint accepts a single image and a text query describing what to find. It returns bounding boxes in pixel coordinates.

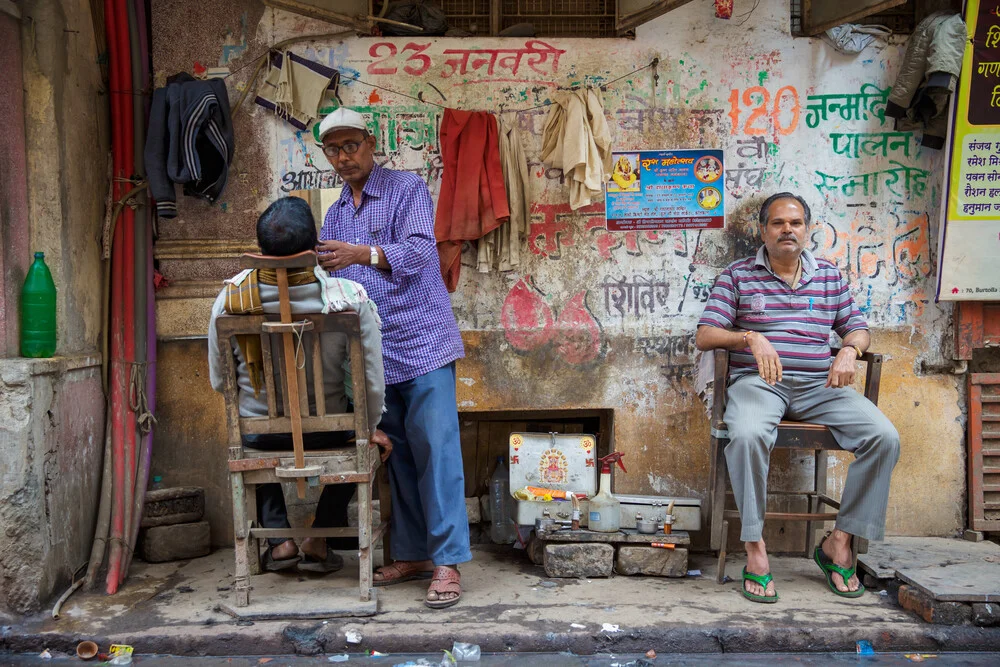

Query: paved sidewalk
[3,545,1000,657]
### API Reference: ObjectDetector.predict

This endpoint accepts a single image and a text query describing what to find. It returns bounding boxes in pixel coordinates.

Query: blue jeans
[380,362,471,565]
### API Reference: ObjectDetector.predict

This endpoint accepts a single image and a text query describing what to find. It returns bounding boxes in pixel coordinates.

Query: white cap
[317,107,367,141]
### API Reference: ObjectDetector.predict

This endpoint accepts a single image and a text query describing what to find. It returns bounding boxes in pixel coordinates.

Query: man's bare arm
[696,325,783,385]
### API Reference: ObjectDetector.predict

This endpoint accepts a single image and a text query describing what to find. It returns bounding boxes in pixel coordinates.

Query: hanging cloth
[255,51,340,131]
[435,109,510,292]
[540,87,612,210]
[479,114,531,273]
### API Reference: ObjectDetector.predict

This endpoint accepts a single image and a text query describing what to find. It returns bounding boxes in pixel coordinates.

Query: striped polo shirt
[698,247,868,378]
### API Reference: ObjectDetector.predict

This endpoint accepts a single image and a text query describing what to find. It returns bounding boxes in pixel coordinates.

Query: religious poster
[605,149,725,231]
[937,0,1000,301]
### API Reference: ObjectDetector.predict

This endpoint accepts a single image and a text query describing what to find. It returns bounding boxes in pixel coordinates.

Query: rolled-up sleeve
[379,177,438,284]
[698,267,739,329]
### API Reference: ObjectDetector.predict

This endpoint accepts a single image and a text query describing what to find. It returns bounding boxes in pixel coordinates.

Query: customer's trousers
[380,362,472,566]
[723,374,900,543]
[244,431,356,549]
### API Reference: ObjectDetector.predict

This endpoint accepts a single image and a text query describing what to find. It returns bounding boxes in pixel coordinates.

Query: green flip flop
[741,567,779,603]
[813,545,866,598]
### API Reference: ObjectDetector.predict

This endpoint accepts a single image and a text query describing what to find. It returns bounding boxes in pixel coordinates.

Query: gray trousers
[723,374,900,543]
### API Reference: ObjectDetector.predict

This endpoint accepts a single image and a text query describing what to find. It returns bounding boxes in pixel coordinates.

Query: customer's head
[256,197,317,257]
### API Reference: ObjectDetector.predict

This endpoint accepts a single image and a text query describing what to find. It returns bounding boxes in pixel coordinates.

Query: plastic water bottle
[20,252,56,358]
[489,457,516,544]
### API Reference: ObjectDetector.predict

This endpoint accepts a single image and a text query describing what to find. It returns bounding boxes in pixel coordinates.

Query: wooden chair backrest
[214,250,373,470]
[710,347,883,451]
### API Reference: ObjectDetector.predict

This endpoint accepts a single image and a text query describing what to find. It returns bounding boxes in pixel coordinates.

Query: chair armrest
[831,347,883,405]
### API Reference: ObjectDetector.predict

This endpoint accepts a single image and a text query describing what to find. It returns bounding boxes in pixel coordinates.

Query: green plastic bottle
[20,251,57,358]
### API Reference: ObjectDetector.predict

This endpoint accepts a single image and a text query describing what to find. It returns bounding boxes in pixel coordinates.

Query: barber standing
[314,107,470,609]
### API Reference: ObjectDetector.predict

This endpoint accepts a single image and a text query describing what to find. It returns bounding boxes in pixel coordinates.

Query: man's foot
[424,565,461,609]
[743,540,777,600]
[817,529,864,595]
[297,537,344,574]
[300,537,327,562]
[263,539,300,572]
[373,560,434,587]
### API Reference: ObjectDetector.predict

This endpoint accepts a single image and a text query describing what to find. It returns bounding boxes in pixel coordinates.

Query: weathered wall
[151,0,965,548]
[0,357,104,614]
[0,0,109,614]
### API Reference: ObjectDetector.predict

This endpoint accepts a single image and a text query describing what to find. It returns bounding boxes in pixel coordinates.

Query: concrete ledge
[0,354,101,376]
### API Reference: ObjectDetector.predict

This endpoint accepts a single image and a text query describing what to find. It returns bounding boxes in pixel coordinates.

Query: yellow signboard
[938,0,1000,301]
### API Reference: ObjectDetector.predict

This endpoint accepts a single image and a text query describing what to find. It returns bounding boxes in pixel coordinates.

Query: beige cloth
[540,88,612,210]
[258,51,333,125]
[479,114,531,273]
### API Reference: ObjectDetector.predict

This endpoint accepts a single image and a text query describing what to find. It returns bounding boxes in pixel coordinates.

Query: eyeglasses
[318,141,362,158]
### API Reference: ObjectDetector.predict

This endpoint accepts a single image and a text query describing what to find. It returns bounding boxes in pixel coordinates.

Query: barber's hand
[748,332,782,385]
[371,429,392,463]
[316,240,365,272]
[826,348,858,388]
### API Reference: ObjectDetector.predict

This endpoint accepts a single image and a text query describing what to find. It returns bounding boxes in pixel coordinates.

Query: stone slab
[141,521,211,563]
[219,585,377,620]
[537,528,690,546]
[142,486,205,528]
[543,543,613,578]
[896,561,1000,603]
[466,497,481,524]
[858,536,1000,580]
[897,584,973,625]
[616,546,688,577]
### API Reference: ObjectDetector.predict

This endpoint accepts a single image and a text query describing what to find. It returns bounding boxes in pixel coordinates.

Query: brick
[466,497,481,524]
[543,543,613,578]
[616,546,688,577]
[972,603,1000,627]
[141,521,211,563]
[897,584,972,625]
[141,486,205,528]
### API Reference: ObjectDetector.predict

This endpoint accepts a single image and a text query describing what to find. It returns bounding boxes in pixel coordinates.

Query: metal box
[616,495,702,532]
[510,432,598,527]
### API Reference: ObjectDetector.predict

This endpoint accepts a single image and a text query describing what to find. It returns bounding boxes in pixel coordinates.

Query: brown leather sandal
[373,560,434,587]
[424,566,461,609]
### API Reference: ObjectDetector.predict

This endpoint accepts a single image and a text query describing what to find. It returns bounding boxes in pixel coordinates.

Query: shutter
[262,0,371,32]
[616,0,699,35]
[799,0,908,37]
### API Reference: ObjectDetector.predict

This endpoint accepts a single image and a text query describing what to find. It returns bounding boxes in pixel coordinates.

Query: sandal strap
[742,567,773,587]
[431,566,461,583]
[825,562,856,581]
[377,561,426,579]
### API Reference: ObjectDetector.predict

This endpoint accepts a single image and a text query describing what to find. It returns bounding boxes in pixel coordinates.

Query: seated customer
[208,196,389,573]
[696,192,900,603]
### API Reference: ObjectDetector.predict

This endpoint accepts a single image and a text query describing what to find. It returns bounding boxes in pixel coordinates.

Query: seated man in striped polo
[696,192,900,603]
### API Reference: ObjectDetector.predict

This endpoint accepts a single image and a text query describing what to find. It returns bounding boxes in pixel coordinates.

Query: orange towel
[435,110,510,292]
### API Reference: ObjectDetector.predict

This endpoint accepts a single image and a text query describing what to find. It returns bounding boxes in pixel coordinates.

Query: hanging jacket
[885,12,967,150]
[144,72,234,218]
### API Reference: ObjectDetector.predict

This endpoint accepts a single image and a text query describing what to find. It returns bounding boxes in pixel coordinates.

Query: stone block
[897,584,972,625]
[141,486,205,527]
[466,497,481,524]
[972,603,1000,627]
[527,536,547,565]
[615,546,688,577]
[141,521,211,563]
[543,543,613,578]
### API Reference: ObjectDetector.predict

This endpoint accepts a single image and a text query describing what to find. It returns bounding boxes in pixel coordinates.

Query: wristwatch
[369,245,379,267]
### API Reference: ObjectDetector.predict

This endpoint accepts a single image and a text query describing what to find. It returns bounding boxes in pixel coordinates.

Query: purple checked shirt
[320,164,465,385]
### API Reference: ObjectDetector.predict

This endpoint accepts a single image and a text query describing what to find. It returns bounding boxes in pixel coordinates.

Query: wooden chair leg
[358,481,373,601]
[716,519,729,584]
[378,464,392,566]
[230,470,253,607]
[806,450,828,557]
[710,437,728,553]
[246,482,261,575]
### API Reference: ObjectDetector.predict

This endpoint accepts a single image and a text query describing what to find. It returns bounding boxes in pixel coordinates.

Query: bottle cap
[34,251,44,259]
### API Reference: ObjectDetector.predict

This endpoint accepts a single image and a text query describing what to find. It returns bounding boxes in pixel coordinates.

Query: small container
[76,641,99,661]
[662,514,674,535]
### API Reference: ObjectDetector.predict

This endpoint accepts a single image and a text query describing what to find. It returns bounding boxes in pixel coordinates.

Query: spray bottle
[588,452,626,532]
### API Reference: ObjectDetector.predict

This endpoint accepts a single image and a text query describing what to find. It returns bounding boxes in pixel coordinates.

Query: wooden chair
[214,251,391,609]
[708,347,883,583]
